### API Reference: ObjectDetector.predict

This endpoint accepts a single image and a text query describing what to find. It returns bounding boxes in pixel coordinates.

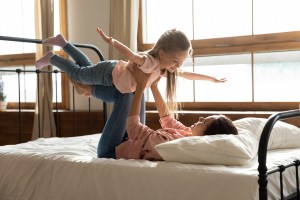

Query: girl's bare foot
[43,34,67,47]
[35,51,54,69]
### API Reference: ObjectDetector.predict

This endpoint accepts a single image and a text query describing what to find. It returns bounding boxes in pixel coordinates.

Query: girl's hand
[96,27,114,45]
[213,77,227,83]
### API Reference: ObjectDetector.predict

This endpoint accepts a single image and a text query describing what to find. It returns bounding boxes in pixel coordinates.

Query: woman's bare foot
[43,34,67,47]
[67,76,92,97]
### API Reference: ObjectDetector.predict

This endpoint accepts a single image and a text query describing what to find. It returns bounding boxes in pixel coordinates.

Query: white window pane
[194,0,252,39]
[142,0,193,43]
[0,0,36,54]
[146,58,194,102]
[253,0,300,34]
[0,66,62,103]
[254,51,300,102]
[195,54,252,102]
[53,0,61,51]
[176,58,194,102]
[146,77,166,102]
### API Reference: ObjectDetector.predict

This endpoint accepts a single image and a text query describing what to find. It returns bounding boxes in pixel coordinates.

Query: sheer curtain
[32,0,56,139]
[106,0,140,113]
[109,0,140,59]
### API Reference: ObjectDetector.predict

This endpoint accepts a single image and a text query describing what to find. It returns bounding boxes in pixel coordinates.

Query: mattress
[0,134,299,200]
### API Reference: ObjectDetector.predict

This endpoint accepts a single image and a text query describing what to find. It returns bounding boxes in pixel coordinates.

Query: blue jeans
[92,85,145,158]
[50,43,117,86]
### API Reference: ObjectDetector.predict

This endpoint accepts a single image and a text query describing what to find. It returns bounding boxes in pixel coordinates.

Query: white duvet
[0,118,300,200]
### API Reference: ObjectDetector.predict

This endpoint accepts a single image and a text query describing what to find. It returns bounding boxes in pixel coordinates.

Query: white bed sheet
[0,134,299,200]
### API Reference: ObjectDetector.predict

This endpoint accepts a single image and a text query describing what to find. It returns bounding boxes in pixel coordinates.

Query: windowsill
[146,110,279,115]
[0,109,103,112]
[0,109,284,116]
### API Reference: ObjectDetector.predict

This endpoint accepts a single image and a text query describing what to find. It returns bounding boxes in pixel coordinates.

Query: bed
[0,114,300,200]
[0,36,300,200]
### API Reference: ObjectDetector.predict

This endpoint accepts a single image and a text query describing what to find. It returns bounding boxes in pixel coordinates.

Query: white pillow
[155,129,258,166]
[155,117,300,166]
[234,117,300,150]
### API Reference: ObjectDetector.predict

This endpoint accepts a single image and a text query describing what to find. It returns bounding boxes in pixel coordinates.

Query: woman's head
[191,115,238,136]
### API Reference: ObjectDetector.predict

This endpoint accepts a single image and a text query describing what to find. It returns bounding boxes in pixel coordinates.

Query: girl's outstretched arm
[177,70,227,83]
[97,28,145,66]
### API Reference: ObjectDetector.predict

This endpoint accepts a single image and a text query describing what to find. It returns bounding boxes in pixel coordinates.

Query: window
[0,0,67,109]
[140,0,300,111]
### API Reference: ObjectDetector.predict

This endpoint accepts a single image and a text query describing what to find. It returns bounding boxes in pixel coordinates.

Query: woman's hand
[150,77,161,89]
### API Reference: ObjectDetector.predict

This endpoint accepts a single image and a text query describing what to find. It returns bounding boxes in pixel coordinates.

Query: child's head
[191,115,238,136]
[148,29,192,70]
[148,29,192,118]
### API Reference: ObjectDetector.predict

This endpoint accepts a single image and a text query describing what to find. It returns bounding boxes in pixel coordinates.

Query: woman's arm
[128,67,151,117]
[97,28,145,65]
[177,70,227,83]
[150,78,170,118]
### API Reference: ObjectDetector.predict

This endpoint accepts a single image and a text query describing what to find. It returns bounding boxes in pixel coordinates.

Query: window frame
[0,0,69,110]
[138,0,300,112]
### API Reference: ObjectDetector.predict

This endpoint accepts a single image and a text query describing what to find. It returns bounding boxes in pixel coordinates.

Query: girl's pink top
[112,53,165,93]
[116,115,192,161]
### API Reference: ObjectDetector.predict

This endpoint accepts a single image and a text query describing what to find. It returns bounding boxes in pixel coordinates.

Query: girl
[35,28,226,116]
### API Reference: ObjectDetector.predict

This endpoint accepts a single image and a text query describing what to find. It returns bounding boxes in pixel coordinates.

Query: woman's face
[190,115,220,136]
[158,50,189,73]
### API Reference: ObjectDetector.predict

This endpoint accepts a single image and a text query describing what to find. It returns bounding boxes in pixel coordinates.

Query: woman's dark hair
[204,115,238,136]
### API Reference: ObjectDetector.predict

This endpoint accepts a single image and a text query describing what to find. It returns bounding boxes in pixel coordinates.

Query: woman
[115,67,237,160]
[70,68,237,160]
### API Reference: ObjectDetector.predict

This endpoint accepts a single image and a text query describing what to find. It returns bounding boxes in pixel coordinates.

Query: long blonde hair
[147,29,192,118]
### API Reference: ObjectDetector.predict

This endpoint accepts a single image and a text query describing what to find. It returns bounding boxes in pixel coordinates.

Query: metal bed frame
[258,109,300,200]
[0,35,107,141]
[1,35,300,200]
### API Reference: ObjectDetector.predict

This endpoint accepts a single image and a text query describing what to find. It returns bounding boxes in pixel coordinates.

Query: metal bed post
[258,109,300,200]
[53,70,60,137]
[16,69,22,143]
[36,70,41,138]
[72,87,77,136]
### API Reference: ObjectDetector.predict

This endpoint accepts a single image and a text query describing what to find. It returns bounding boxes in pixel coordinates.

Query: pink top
[116,115,192,161]
[112,53,165,93]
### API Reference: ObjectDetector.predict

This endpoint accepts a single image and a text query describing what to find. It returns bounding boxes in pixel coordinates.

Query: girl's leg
[43,34,92,67]
[92,85,133,158]
[63,43,93,67]
[51,55,115,86]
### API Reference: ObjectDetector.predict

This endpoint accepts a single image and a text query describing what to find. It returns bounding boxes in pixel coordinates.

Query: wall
[66,0,110,110]
[0,111,104,145]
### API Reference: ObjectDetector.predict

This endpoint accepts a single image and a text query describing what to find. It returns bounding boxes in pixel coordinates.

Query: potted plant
[0,76,7,110]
